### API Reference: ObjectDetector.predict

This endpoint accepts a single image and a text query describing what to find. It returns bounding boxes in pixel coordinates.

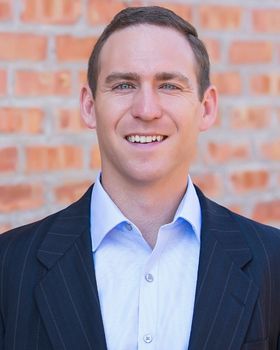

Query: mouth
[125,134,167,144]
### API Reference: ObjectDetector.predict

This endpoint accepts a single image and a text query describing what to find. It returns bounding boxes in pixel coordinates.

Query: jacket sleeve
[0,238,5,350]
[0,311,4,350]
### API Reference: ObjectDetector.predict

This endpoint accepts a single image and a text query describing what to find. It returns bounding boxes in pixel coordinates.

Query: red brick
[0,33,47,61]
[192,173,223,198]
[212,109,221,128]
[55,180,92,204]
[211,72,241,95]
[277,108,280,123]
[88,0,126,25]
[250,74,280,95]
[0,184,43,212]
[253,9,280,33]
[0,0,11,20]
[0,147,18,172]
[230,106,271,129]
[205,142,250,164]
[199,5,241,30]
[26,109,44,133]
[0,70,7,96]
[56,36,96,62]
[230,41,273,64]
[21,0,81,24]
[203,38,220,63]
[90,145,101,169]
[56,108,87,132]
[250,74,270,94]
[0,224,11,234]
[253,200,280,224]
[261,139,280,160]
[79,70,87,87]
[230,170,269,193]
[0,108,44,133]
[15,71,71,96]
[25,145,83,172]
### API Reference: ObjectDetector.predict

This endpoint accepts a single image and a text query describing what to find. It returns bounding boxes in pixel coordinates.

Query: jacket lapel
[35,186,107,350]
[188,187,259,350]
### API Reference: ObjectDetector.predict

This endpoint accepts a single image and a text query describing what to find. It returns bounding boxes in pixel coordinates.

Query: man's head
[87,6,210,101]
[81,6,217,189]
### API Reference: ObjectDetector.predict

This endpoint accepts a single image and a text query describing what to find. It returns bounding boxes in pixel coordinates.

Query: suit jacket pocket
[241,338,269,350]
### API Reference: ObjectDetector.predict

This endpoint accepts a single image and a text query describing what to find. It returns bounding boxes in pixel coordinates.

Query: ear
[199,85,218,132]
[80,85,96,129]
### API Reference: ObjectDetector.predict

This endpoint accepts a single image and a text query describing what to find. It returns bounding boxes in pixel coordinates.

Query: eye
[113,82,135,90]
[160,83,180,90]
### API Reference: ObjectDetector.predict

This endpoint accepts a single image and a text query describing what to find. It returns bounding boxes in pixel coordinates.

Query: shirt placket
[138,261,158,350]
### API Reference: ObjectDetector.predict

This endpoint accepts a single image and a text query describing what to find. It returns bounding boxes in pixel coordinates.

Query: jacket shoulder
[0,210,60,267]
[228,208,280,243]
[0,184,93,251]
[196,185,280,255]
[228,209,280,262]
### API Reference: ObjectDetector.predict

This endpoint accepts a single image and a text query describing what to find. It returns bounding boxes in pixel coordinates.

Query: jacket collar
[37,186,93,269]
[35,185,107,350]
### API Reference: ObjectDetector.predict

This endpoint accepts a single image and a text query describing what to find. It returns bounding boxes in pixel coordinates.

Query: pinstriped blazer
[0,185,280,350]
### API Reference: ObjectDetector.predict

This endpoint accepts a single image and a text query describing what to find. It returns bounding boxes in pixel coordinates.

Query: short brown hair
[87,6,210,101]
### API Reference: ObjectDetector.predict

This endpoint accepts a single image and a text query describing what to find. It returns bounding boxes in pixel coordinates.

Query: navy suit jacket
[1,185,280,350]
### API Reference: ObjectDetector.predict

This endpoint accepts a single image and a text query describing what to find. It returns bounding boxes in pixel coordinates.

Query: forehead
[98,24,197,79]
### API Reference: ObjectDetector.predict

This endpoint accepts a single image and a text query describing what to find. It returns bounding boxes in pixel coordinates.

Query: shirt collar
[90,172,201,252]
[173,176,201,242]
[90,172,128,252]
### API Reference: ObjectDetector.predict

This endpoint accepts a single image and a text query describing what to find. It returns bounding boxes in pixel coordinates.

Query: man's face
[81,25,217,186]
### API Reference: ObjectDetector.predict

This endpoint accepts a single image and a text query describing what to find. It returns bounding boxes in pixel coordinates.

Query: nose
[131,86,162,120]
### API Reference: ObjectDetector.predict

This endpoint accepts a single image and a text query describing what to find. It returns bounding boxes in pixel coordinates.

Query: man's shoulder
[232,206,278,237]
[215,196,279,238]
[0,209,62,258]
[0,184,93,255]
[197,186,278,230]
[196,186,280,249]
[228,207,280,250]
[206,199,280,281]
[208,195,280,257]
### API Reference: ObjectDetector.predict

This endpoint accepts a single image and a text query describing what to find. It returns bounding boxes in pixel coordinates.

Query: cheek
[96,98,131,127]
[172,108,201,135]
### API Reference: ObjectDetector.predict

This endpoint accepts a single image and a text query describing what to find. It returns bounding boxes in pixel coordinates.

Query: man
[0,6,279,350]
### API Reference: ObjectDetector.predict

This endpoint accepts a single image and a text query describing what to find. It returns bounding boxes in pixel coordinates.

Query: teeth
[127,135,165,143]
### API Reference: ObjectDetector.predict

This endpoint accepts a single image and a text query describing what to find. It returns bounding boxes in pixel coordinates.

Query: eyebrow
[105,72,139,84]
[105,71,192,88]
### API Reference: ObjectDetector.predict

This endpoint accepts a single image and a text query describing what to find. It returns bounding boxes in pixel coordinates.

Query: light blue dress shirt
[90,173,201,350]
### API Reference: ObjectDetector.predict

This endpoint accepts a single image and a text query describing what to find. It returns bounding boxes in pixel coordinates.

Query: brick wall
[0,0,279,233]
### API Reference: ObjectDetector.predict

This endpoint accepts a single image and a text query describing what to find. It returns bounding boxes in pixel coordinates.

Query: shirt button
[145,273,154,282]
[126,223,132,231]
[143,334,153,343]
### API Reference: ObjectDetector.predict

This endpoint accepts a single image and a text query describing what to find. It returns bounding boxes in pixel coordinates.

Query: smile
[126,135,166,144]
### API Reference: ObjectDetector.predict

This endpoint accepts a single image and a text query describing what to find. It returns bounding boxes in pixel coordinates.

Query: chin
[123,166,172,186]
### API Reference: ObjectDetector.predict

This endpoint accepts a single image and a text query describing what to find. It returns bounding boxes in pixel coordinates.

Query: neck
[101,171,189,248]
